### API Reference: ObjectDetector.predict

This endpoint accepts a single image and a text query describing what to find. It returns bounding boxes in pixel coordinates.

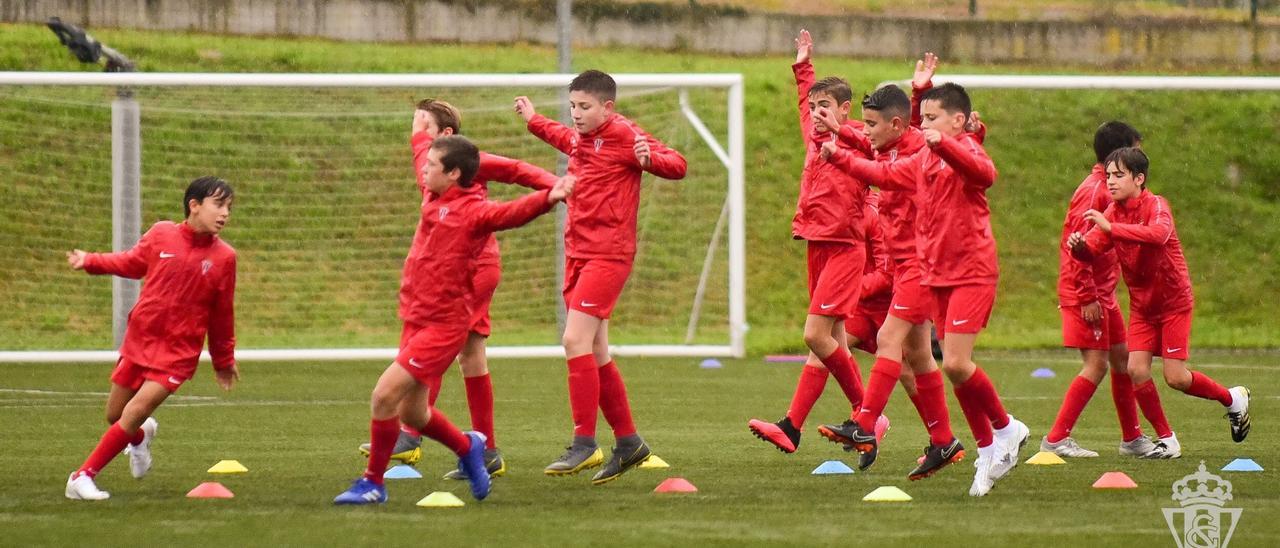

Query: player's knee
[1079,361,1107,383]
[1163,370,1191,391]
[369,387,400,416]
[802,328,829,351]
[561,331,593,353]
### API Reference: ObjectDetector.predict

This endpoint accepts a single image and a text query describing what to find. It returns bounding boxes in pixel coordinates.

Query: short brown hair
[809,76,853,105]
[431,135,480,188]
[569,70,617,102]
[1105,146,1149,188]
[416,98,461,134]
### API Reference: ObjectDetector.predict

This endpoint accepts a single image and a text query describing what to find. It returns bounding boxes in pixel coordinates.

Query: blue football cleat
[458,432,491,501]
[333,477,387,505]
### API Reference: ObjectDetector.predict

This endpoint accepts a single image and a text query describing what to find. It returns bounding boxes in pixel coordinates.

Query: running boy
[1043,121,1152,458]
[515,69,687,485]
[334,136,573,504]
[1068,147,1251,458]
[356,99,559,480]
[747,29,873,456]
[64,176,239,501]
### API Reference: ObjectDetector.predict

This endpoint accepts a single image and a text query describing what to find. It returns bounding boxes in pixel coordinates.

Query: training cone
[186,482,235,499]
[811,460,855,475]
[699,358,723,369]
[1092,471,1138,489]
[639,455,670,469]
[207,460,249,474]
[1222,458,1264,472]
[385,464,423,479]
[862,486,912,502]
[1026,451,1067,465]
[416,491,465,508]
[653,477,698,493]
[1031,368,1056,378]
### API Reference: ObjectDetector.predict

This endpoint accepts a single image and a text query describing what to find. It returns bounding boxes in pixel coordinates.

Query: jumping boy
[824,67,1029,497]
[747,29,873,456]
[1068,147,1251,459]
[515,69,687,485]
[1043,121,1153,458]
[356,99,559,480]
[334,136,573,504]
[64,176,239,501]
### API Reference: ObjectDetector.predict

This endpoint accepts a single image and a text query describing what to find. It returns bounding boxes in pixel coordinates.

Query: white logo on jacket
[439,207,449,221]
[594,138,604,152]
[201,260,213,275]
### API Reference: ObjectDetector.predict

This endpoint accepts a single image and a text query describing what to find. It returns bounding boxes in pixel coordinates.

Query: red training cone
[653,477,698,493]
[186,481,235,498]
[1092,471,1137,489]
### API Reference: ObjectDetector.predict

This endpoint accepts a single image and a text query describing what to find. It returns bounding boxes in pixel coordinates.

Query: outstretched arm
[1110,198,1175,245]
[822,142,919,191]
[75,226,157,279]
[473,176,575,234]
[929,133,997,190]
[479,152,559,190]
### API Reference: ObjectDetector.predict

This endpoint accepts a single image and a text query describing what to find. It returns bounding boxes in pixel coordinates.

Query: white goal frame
[0,72,747,361]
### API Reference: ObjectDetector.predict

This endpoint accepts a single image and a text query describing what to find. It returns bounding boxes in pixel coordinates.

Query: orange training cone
[186,482,235,498]
[1092,471,1138,489]
[653,477,698,493]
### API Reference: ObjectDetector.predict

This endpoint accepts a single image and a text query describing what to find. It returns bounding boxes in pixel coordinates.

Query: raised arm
[930,133,997,190]
[207,255,237,374]
[793,29,817,139]
[78,225,158,279]
[478,152,558,191]
[1110,197,1175,245]
[516,96,577,155]
[411,131,434,194]
[909,52,937,128]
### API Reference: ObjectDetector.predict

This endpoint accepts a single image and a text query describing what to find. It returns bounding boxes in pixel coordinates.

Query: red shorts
[396,322,470,383]
[846,304,889,354]
[932,284,997,339]
[1128,309,1191,360]
[564,257,633,319]
[806,241,865,319]
[110,357,185,393]
[468,262,501,337]
[1060,303,1127,350]
[887,257,934,325]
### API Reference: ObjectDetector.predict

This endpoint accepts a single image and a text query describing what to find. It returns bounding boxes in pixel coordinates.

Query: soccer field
[2,350,1274,546]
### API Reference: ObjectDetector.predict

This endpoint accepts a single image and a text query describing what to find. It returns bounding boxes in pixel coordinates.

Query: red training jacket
[82,221,236,377]
[525,112,686,260]
[1057,164,1121,308]
[791,60,872,244]
[398,183,555,327]
[410,131,558,268]
[827,131,999,287]
[1072,189,1193,317]
[859,191,895,311]
[839,126,928,261]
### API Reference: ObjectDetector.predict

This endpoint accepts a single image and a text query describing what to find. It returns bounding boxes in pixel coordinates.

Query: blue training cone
[1222,458,1263,472]
[1031,368,1056,378]
[812,460,855,475]
[385,465,422,479]
[700,358,723,369]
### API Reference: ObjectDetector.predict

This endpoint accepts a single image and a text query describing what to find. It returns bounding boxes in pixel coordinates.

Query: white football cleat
[969,444,997,497]
[1141,433,1182,459]
[1118,436,1157,457]
[1041,435,1099,458]
[65,472,110,501]
[989,416,1029,480]
[129,417,157,479]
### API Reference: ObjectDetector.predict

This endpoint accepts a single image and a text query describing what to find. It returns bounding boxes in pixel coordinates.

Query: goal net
[0,72,746,361]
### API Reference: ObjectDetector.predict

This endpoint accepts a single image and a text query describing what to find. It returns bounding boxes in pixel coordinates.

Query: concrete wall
[3,0,1277,66]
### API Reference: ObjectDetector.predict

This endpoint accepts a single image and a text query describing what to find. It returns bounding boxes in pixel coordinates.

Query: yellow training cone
[207,460,249,474]
[862,486,912,502]
[639,455,670,469]
[416,491,466,508]
[1026,451,1067,465]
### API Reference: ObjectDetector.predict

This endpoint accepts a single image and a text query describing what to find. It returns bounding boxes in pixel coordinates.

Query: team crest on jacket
[439,207,450,220]
[594,138,604,152]
[201,259,213,275]
[889,149,898,162]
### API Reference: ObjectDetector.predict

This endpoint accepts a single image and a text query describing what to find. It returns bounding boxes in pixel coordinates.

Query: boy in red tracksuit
[817,79,961,479]
[334,136,573,505]
[515,69,687,485]
[1069,147,1251,459]
[1042,121,1151,459]
[824,75,1028,497]
[356,99,559,480]
[747,29,873,456]
[64,176,239,501]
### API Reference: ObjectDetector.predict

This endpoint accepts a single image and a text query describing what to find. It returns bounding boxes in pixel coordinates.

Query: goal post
[0,71,747,361]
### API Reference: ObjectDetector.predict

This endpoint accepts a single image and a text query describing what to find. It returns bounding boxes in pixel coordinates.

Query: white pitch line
[0,388,218,400]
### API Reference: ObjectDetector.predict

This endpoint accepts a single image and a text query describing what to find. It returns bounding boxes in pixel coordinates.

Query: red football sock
[1185,371,1233,407]
[954,375,995,448]
[820,348,864,411]
[420,407,471,456]
[598,361,638,438]
[785,365,829,429]
[915,370,955,446]
[362,417,400,485]
[1134,379,1174,439]
[967,366,1009,430]
[1110,370,1143,442]
[76,422,132,478]
[464,374,496,449]
[855,357,901,432]
[1047,376,1099,443]
[566,354,600,437]
[129,427,145,446]
[425,375,443,407]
